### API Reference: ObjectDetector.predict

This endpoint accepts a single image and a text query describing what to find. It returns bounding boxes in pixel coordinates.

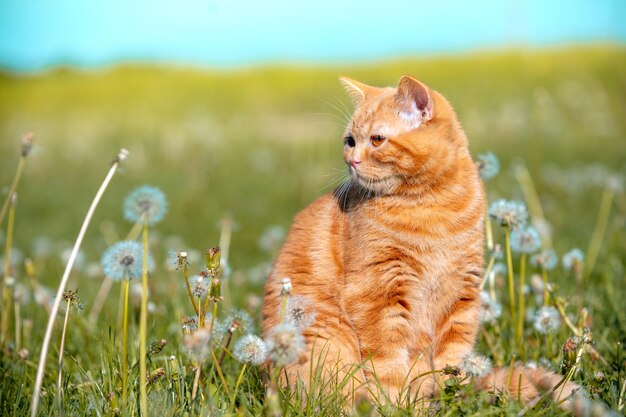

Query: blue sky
[0,0,624,71]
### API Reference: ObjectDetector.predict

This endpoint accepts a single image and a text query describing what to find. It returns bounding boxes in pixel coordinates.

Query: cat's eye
[343,135,356,148]
[370,134,386,147]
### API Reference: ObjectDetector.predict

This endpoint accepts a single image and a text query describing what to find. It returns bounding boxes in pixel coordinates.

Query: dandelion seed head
[533,306,561,334]
[217,309,254,338]
[265,323,304,367]
[530,274,545,294]
[280,277,292,295]
[233,334,268,366]
[189,274,210,298]
[86,263,103,279]
[115,148,129,163]
[180,316,198,334]
[525,306,537,323]
[32,236,53,258]
[476,152,500,180]
[57,291,84,313]
[488,199,528,230]
[149,339,167,355]
[479,291,502,324]
[284,295,316,331]
[606,174,624,194]
[492,262,507,277]
[459,352,492,377]
[562,249,585,272]
[183,328,211,364]
[1,248,24,276]
[21,132,35,157]
[531,248,558,270]
[13,283,30,304]
[34,285,52,307]
[101,241,153,281]
[166,250,188,271]
[258,225,285,254]
[123,185,167,225]
[492,244,504,260]
[510,226,541,254]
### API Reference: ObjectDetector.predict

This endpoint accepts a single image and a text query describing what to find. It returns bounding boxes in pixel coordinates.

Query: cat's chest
[340,206,460,309]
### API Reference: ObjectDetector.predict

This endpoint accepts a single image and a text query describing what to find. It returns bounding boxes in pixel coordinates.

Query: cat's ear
[339,77,370,105]
[395,75,433,122]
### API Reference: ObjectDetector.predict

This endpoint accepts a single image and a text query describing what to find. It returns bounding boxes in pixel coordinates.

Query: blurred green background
[1,47,625,283]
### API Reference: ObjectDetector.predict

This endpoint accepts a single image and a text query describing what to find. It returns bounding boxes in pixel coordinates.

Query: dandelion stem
[556,339,585,404]
[480,252,496,290]
[199,274,215,328]
[504,226,516,329]
[208,302,218,336]
[121,279,130,403]
[542,269,550,306]
[266,367,282,417]
[219,216,233,311]
[618,378,626,412]
[554,299,580,336]
[31,149,127,417]
[191,365,201,400]
[517,253,526,360]
[485,213,494,252]
[1,197,16,346]
[209,347,230,396]
[182,261,199,316]
[585,184,614,281]
[14,301,21,351]
[88,277,115,323]
[139,223,149,416]
[489,270,497,303]
[218,331,233,367]
[279,293,288,324]
[0,156,26,230]
[230,363,247,410]
[57,298,72,409]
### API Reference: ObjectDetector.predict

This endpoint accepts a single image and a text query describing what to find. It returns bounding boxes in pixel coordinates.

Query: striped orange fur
[262,76,579,408]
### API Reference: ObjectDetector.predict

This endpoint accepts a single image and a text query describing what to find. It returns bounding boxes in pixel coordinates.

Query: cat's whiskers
[310,112,350,128]
[329,94,354,123]
[321,172,351,192]
[315,97,352,126]
[332,179,351,217]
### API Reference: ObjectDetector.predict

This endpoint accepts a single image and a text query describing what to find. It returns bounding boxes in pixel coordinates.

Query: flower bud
[206,246,221,272]
[21,132,34,157]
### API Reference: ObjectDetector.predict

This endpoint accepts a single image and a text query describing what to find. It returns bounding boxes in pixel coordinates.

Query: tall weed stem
[517,253,527,360]
[504,226,516,330]
[139,224,149,416]
[585,184,614,281]
[1,196,16,346]
[57,297,73,408]
[31,148,128,417]
[121,279,130,403]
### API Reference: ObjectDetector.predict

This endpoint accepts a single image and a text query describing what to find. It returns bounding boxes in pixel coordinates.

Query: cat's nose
[350,159,361,168]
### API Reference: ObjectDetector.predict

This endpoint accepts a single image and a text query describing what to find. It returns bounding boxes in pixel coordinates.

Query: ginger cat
[262,76,578,408]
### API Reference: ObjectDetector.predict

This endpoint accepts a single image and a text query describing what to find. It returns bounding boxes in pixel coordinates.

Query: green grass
[0,44,625,416]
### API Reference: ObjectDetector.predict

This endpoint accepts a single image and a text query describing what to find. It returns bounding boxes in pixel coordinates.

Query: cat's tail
[474,366,581,410]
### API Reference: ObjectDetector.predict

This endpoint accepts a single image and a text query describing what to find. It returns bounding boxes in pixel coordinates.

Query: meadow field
[0,45,625,416]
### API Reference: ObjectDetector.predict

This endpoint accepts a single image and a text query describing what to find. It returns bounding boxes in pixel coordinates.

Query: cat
[262,75,579,409]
